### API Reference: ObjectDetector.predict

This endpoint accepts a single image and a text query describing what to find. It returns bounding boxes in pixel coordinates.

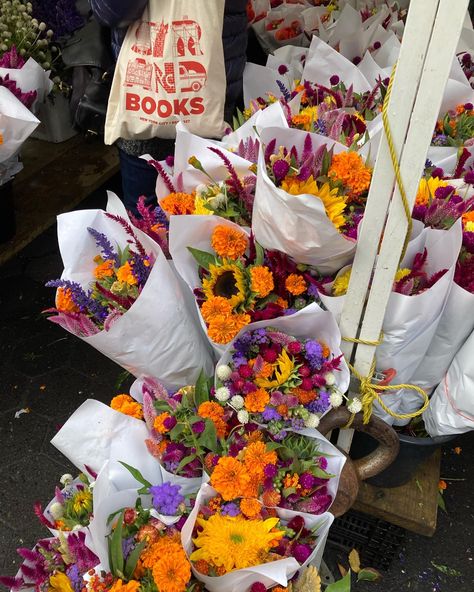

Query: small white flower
[347,397,363,414]
[196,183,207,195]
[324,372,336,386]
[237,410,249,424]
[49,502,64,520]
[216,364,232,381]
[72,524,83,531]
[38,21,46,31]
[329,391,343,408]
[304,413,320,429]
[230,395,244,409]
[212,192,226,207]
[215,386,230,402]
[60,473,73,486]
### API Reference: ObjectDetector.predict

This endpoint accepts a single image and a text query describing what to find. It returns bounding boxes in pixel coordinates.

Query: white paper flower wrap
[0,86,39,164]
[181,483,334,592]
[43,476,92,539]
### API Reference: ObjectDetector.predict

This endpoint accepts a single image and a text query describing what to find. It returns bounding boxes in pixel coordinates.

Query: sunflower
[110,394,143,419]
[416,177,448,206]
[328,151,372,196]
[190,514,284,573]
[281,175,347,230]
[200,296,233,323]
[202,261,247,308]
[254,349,295,390]
[210,456,250,500]
[211,225,249,259]
[152,547,191,592]
[250,266,274,298]
[207,312,251,345]
[72,490,92,515]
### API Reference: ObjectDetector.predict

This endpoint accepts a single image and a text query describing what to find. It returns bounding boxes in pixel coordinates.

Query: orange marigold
[152,547,191,592]
[285,273,307,296]
[250,266,274,298]
[207,312,251,344]
[116,261,138,285]
[328,151,372,196]
[292,387,317,405]
[154,412,172,434]
[262,489,282,507]
[321,342,330,358]
[244,388,270,413]
[198,401,228,438]
[275,297,289,309]
[108,580,140,592]
[94,259,115,279]
[201,296,233,323]
[55,287,80,313]
[161,192,196,215]
[210,456,250,500]
[211,225,248,259]
[240,498,262,519]
[243,441,278,478]
[110,394,143,419]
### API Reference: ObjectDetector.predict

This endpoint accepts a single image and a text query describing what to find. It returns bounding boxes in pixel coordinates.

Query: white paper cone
[0,86,39,163]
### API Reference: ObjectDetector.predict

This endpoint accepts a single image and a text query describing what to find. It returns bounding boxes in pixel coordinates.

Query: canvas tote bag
[105,0,227,144]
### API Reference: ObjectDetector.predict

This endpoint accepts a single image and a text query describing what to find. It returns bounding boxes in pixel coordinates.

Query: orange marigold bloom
[94,259,115,279]
[108,579,141,592]
[243,441,278,480]
[262,489,282,507]
[275,297,289,309]
[116,261,138,285]
[328,151,372,196]
[285,273,307,296]
[211,225,248,259]
[201,296,233,323]
[152,547,191,592]
[198,401,228,438]
[56,287,80,313]
[207,312,251,344]
[210,456,250,500]
[207,495,223,512]
[250,266,274,298]
[462,210,474,225]
[244,388,270,413]
[292,387,317,405]
[245,429,264,444]
[240,498,262,519]
[161,192,196,215]
[321,342,330,358]
[273,587,288,592]
[215,566,227,577]
[154,412,172,434]
[110,394,143,419]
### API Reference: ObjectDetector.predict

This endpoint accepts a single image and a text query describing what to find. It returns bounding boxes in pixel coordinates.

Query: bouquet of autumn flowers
[253,126,372,272]
[44,194,214,388]
[432,102,474,147]
[181,483,334,592]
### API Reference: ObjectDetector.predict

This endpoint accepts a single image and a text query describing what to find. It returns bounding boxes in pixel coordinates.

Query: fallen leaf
[338,563,348,578]
[357,567,382,582]
[14,408,31,419]
[348,549,361,574]
[326,571,351,592]
[431,561,461,577]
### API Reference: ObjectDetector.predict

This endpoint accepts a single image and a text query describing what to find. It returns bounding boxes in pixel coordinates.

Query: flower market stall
[2,0,474,591]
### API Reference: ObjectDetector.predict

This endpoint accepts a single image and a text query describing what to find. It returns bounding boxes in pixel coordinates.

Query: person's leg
[118,149,158,215]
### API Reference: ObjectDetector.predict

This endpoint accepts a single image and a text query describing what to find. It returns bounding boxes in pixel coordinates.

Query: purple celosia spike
[148,159,176,193]
[302,133,313,163]
[344,84,354,108]
[329,111,346,143]
[264,138,277,163]
[454,147,472,177]
[312,145,327,178]
[104,213,148,259]
[266,331,294,346]
[55,486,65,504]
[0,45,26,68]
[143,392,159,431]
[45,310,101,337]
[16,547,41,563]
[19,563,43,583]
[87,227,120,265]
[0,576,25,590]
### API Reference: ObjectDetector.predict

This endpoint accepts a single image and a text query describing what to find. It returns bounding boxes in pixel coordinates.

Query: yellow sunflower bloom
[416,177,448,206]
[202,261,247,308]
[72,490,92,515]
[254,349,295,390]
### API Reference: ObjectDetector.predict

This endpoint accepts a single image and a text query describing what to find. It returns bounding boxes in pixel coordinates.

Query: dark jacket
[90,0,248,124]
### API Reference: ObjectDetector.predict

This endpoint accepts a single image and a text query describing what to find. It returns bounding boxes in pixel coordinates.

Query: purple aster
[221,503,240,516]
[262,406,281,421]
[149,481,184,515]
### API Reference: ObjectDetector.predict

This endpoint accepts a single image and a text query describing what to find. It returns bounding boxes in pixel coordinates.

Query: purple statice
[304,340,324,370]
[0,46,25,69]
[221,502,240,517]
[307,283,320,298]
[307,390,330,414]
[45,279,108,322]
[149,481,184,515]
[262,406,281,421]
[86,227,120,265]
[232,331,253,354]
[66,564,83,592]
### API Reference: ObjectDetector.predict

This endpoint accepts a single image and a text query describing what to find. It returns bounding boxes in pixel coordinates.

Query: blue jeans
[118,149,159,216]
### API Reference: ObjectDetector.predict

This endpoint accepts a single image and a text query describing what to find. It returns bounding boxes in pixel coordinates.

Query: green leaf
[169,422,185,440]
[187,247,217,271]
[175,453,198,474]
[437,491,447,513]
[115,370,131,390]
[357,568,381,582]
[313,467,336,479]
[154,400,172,412]
[326,570,351,592]
[254,241,265,266]
[119,462,153,489]
[283,487,297,497]
[109,510,125,577]
[431,562,461,577]
[124,540,147,579]
[199,418,217,451]
[194,369,210,407]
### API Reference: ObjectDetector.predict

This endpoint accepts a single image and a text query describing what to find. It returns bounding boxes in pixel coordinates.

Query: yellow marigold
[108,580,140,592]
[332,267,352,296]
[154,412,172,434]
[285,273,307,296]
[211,225,249,259]
[198,401,228,438]
[240,497,262,519]
[110,394,143,419]
[207,312,251,345]
[116,261,138,286]
[210,456,250,500]
[55,287,80,313]
[416,177,448,206]
[152,547,191,592]
[281,175,347,230]
[465,221,474,233]
[94,259,115,279]
[161,192,196,215]
[244,388,270,413]
[200,296,233,323]
[328,151,372,196]
[250,266,274,298]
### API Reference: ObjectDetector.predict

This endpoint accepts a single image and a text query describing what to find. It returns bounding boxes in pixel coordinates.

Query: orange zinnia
[207,312,251,344]
[116,261,138,285]
[160,192,196,215]
[328,151,372,196]
[210,456,250,500]
[244,388,270,413]
[56,287,80,313]
[285,273,307,296]
[200,296,233,323]
[243,441,277,478]
[292,387,317,405]
[250,266,274,298]
[110,394,143,419]
[198,401,228,438]
[152,547,191,592]
[211,225,248,259]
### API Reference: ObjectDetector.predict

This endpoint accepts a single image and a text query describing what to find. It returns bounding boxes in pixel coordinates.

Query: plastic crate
[327,509,406,571]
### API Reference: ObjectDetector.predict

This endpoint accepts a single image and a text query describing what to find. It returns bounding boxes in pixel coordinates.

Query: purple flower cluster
[0,74,37,109]
[149,481,184,516]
